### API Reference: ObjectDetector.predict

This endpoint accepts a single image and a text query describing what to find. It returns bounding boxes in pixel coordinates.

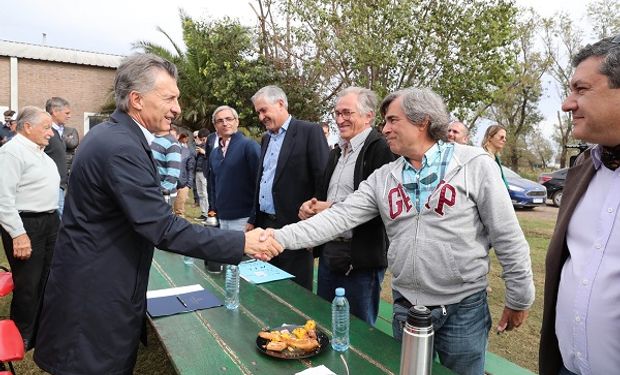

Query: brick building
[0,39,123,137]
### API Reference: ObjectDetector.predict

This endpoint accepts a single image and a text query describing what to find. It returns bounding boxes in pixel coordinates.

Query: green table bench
[148,250,454,374]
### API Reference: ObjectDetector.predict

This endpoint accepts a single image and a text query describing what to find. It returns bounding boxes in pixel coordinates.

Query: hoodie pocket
[414,238,464,290]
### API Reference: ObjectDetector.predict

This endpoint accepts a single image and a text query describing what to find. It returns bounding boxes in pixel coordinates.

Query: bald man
[447,120,470,145]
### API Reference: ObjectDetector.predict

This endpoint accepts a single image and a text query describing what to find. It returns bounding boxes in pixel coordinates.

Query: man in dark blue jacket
[33,53,282,375]
[207,105,260,231]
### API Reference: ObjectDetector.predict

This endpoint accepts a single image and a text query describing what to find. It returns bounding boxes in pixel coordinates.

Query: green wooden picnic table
[148,250,454,375]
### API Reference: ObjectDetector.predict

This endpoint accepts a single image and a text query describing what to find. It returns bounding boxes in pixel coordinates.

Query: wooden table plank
[148,250,454,375]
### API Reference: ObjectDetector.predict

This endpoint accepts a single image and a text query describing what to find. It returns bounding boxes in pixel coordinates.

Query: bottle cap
[335,287,345,297]
[406,305,432,327]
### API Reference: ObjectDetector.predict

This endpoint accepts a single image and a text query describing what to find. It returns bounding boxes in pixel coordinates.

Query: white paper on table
[295,365,336,375]
[146,284,204,299]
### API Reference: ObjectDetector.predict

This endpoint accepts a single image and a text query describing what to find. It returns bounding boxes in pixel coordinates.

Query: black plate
[256,324,330,359]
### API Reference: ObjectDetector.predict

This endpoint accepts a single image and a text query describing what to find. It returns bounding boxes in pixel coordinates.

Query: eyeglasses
[214,117,236,125]
[332,110,356,120]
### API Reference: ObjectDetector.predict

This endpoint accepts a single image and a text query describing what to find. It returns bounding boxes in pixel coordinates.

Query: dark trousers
[317,242,385,326]
[1,212,59,341]
[256,212,314,290]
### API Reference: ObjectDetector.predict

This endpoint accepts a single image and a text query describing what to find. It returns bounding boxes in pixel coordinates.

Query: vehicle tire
[552,190,563,207]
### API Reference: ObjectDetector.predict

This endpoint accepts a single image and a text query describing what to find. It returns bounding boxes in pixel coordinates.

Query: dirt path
[515,203,559,222]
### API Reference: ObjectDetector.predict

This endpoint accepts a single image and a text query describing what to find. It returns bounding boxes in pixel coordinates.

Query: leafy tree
[486,10,549,171]
[525,125,554,169]
[542,12,582,167]
[134,11,322,136]
[587,0,620,39]
[253,0,519,130]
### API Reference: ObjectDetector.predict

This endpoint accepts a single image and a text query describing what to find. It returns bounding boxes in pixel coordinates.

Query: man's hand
[13,234,32,260]
[244,228,283,261]
[496,307,529,334]
[244,223,255,232]
[298,198,332,220]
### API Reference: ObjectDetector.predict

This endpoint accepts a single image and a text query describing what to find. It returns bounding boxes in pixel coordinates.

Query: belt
[19,210,56,217]
[394,297,443,313]
[260,212,277,221]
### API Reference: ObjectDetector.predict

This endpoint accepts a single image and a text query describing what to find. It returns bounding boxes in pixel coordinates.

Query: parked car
[538,168,568,207]
[501,167,547,208]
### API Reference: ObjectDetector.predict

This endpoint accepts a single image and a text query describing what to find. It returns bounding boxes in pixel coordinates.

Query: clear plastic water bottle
[224,265,240,310]
[183,256,194,265]
[331,287,350,351]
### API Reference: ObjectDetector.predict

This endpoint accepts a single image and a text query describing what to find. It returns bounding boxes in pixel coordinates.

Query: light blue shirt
[258,116,292,214]
[556,145,620,375]
[402,141,454,213]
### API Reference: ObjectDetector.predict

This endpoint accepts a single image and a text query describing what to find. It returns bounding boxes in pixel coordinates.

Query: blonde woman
[482,124,509,190]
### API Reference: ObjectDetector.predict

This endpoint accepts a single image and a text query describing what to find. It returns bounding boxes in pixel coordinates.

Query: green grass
[0,196,554,374]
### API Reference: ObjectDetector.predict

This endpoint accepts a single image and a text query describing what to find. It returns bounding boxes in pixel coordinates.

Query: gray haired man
[268,87,534,375]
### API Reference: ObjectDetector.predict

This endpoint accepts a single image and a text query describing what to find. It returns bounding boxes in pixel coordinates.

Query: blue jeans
[219,217,249,232]
[317,255,385,326]
[392,289,491,375]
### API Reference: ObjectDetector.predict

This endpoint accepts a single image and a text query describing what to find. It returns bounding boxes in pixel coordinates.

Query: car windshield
[501,166,521,179]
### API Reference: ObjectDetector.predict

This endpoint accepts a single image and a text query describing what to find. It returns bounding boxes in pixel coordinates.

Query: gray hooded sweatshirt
[275,144,534,310]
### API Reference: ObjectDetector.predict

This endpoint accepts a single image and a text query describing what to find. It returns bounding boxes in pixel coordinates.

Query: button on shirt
[556,145,620,375]
[259,116,292,215]
[326,127,372,239]
[402,141,454,213]
[0,134,60,237]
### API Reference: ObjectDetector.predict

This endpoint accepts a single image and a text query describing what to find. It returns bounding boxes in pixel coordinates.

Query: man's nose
[561,95,576,113]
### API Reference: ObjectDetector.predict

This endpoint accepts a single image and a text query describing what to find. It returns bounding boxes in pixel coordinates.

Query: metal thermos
[399,305,434,375]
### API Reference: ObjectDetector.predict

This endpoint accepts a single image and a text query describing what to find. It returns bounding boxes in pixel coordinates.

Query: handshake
[243,228,283,261]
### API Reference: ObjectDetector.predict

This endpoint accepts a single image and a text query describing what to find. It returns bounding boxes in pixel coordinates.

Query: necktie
[601,144,620,171]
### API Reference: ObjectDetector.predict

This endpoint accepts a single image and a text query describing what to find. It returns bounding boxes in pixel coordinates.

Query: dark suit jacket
[539,149,596,375]
[317,128,395,270]
[44,128,68,189]
[33,110,245,375]
[249,118,329,227]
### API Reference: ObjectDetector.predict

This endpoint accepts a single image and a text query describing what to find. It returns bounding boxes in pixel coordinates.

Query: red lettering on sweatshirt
[388,184,413,219]
[434,182,456,216]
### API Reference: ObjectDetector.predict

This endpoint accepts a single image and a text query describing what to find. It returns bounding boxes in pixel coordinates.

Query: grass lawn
[0,196,554,374]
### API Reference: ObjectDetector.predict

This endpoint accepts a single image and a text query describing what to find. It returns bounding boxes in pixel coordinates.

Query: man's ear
[128,91,142,111]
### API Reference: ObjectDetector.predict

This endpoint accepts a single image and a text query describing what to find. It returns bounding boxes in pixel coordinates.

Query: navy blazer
[34,110,245,375]
[207,131,261,219]
[249,118,329,227]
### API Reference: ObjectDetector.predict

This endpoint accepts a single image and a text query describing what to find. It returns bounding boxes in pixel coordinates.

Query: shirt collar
[404,141,442,171]
[52,123,64,131]
[338,127,372,152]
[15,133,45,152]
[269,115,292,136]
[132,118,155,145]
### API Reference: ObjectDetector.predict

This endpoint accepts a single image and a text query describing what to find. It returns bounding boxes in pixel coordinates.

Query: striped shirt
[402,141,454,213]
[150,134,181,194]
